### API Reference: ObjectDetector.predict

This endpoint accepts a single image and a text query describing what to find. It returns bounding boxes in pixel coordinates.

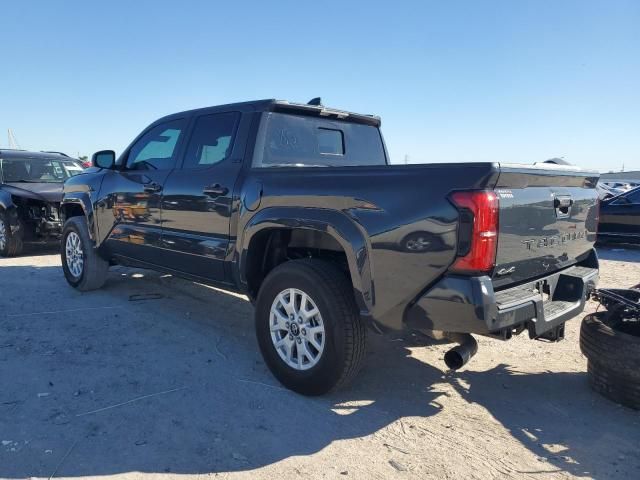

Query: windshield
[0,158,83,183]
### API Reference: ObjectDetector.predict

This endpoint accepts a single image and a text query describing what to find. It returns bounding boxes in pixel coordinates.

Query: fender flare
[0,189,15,211]
[0,190,20,227]
[60,192,97,241]
[238,206,374,315]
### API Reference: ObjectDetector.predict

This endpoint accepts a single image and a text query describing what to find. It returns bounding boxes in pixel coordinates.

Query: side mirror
[92,150,116,169]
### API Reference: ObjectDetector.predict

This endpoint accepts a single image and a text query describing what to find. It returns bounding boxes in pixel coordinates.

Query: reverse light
[449,190,499,274]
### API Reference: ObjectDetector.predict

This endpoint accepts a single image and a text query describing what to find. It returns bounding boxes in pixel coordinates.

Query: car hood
[2,182,64,203]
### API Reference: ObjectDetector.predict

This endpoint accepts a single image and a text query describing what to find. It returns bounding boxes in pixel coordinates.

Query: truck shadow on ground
[19,242,60,257]
[448,365,640,478]
[1,265,639,478]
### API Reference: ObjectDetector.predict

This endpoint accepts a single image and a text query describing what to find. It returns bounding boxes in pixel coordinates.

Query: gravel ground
[1,245,639,480]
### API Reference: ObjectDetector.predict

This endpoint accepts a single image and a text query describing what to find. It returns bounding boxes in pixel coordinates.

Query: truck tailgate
[492,164,599,289]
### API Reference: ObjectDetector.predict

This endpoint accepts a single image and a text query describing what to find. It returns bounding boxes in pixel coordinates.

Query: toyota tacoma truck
[60,98,600,395]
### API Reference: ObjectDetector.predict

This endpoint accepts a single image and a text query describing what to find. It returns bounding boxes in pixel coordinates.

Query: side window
[182,112,240,169]
[127,119,186,170]
[252,112,387,167]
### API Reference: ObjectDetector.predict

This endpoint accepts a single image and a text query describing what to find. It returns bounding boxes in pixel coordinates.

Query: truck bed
[242,161,599,332]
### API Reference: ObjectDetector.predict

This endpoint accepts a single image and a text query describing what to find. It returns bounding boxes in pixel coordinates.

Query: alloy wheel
[269,288,326,370]
[65,231,84,278]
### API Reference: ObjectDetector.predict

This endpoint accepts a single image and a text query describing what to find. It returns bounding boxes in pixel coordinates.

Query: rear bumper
[406,264,599,339]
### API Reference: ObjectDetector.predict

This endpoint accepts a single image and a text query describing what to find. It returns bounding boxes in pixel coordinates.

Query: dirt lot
[1,246,639,479]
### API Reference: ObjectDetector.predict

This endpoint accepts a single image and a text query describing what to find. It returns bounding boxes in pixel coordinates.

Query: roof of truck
[155,98,382,127]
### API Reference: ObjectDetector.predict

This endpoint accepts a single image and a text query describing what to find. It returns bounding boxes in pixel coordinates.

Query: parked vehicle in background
[71,158,89,172]
[598,186,640,245]
[59,98,600,395]
[596,181,637,200]
[78,158,92,169]
[0,150,85,256]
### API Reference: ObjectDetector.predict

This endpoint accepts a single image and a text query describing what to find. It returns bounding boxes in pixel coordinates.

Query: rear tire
[255,259,367,395]
[0,210,24,257]
[61,216,109,291]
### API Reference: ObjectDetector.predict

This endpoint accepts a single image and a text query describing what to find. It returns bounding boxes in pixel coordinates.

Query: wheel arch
[60,194,96,241]
[0,190,14,210]
[238,207,373,316]
[0,190,20,227]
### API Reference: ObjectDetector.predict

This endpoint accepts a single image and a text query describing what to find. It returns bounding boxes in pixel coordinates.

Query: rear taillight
[449,190,499,274]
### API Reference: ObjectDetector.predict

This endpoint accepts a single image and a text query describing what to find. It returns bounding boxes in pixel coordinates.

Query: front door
[102,118,187,263]
[160,111,243,281]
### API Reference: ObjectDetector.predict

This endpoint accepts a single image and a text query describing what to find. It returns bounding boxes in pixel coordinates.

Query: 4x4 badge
[497,266,516,276]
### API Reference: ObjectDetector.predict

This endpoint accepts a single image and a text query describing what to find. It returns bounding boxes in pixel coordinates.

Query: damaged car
[0,150,84,256]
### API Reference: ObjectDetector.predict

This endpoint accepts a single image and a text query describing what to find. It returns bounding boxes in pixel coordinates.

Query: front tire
[61,216,109,291]
[0,210,24,257]
[255,259,367,396]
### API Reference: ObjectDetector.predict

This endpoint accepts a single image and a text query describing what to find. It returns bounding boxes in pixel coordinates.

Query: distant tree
[79,155,89,162]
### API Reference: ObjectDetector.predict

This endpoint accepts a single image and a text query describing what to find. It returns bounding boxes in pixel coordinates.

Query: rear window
[252,112,386,167]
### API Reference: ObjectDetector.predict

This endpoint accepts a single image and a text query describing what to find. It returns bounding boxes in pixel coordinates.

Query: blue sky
[1,0,638,171]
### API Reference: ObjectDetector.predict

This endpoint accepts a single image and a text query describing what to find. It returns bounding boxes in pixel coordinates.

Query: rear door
[159,111,244,281]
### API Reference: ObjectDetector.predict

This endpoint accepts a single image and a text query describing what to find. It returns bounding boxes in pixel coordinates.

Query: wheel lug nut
[296,338,301,344]
[289,314,294,320]
[289,334,293,340]
[301,328,306,335]
[285,322,290,328]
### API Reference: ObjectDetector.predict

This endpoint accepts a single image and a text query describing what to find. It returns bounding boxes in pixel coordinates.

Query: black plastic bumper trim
[405,265,599,337]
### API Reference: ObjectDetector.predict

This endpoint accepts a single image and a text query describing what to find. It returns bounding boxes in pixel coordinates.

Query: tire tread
[61,216,109,291]
[588,361,640,410]
[0,212,24,257]
[255,259,367,395]
[299,260,367,391]
[581,312,640,410]
[580,312,640,377]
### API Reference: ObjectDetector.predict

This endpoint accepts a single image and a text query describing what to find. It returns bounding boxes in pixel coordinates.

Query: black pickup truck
[60,99,599,395]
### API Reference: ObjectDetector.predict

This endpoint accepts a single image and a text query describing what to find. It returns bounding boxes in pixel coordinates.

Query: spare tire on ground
[581,310,640,410]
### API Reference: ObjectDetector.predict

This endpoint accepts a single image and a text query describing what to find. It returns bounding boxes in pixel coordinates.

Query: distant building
[600,171,640,183]
[597,170,640,199]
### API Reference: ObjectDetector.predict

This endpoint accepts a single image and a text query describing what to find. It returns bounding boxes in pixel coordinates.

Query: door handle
[203,184,228,197]
[143,182,162,193]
